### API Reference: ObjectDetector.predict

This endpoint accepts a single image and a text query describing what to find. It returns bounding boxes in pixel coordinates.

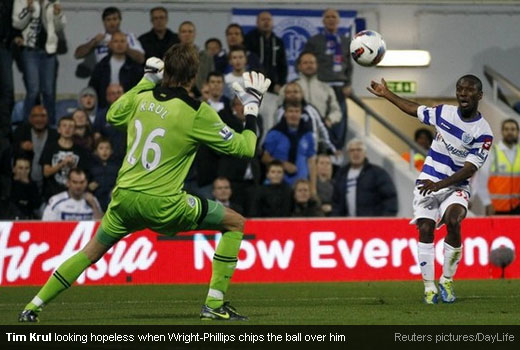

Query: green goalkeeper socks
[205,231,243,309]
[25,251,92,312]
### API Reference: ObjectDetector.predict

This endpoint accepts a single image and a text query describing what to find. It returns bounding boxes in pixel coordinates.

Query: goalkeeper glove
[232,71,271,117]
[144,57,164,84]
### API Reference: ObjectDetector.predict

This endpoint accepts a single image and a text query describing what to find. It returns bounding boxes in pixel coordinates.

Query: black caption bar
[1,325,519,350]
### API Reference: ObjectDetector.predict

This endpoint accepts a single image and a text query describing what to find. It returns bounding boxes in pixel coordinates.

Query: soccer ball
[350,30,386,67]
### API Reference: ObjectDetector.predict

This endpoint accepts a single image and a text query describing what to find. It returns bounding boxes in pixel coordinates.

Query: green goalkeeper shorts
[98,187,225,246]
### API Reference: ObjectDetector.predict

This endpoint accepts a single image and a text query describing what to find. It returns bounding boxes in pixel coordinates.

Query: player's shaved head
[162,43,200,88]
[457,75,482,92]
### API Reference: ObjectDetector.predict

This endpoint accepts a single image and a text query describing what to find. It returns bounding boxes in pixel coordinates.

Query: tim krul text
[5,332,347,344]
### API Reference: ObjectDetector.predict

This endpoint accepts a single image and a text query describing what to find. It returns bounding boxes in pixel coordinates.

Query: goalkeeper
[19,43,271,322]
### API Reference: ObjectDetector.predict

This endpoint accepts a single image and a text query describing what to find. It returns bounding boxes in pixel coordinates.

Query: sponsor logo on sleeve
[219,126,233,141]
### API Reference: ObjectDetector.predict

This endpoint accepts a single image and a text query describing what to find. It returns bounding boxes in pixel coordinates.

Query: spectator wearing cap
[77,86,98,126]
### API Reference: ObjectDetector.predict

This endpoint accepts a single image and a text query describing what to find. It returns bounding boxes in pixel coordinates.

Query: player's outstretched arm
[367,78,420,117]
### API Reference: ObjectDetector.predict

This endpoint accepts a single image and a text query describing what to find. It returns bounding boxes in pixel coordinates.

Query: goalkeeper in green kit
[18,44,271,322]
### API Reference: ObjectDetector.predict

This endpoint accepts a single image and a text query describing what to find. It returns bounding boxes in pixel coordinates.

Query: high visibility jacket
[488,144,520,212]
[402,152,425,172]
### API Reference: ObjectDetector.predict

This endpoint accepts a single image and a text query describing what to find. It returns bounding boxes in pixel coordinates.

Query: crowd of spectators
[0,3,406,221]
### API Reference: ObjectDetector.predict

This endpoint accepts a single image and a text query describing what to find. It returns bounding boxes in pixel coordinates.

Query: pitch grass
[1,280,519,325]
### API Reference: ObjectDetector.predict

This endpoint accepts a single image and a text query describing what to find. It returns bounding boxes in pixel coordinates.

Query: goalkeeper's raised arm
[190,71,271,159]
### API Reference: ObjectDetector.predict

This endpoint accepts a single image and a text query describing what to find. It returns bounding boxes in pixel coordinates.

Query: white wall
[13,1,520,99]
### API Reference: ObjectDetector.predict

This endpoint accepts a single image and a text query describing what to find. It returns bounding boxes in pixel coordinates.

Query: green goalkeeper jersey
[106,78,257,197]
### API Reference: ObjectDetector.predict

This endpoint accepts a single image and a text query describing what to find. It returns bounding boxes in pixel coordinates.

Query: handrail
[484,65,520,105]
[349,94,428,159]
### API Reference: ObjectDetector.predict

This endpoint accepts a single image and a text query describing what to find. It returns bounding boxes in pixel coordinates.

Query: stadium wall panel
[0,218,518,286]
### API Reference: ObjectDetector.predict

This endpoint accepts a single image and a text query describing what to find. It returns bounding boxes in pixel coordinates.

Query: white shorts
[410,186,470,228]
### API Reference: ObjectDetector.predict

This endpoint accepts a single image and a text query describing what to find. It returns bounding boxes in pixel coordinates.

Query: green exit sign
[386,81,417,94]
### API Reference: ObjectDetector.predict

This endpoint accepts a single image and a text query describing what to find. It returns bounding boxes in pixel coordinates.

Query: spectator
[292,179,324,217]
[42,168,102,221]
[138,7,179,60]
[279,51,342,128]
[206,71,230,113]
[71,109,95,153]
[88,31,143,108]
[304,8,353,148]
[205,38,222,57]
[199,82,210,102]
[0,0,15,138]
[93,83,125,164]
[77,86,98,126]
[332,138,398,217]
[252,160,292,217]
[402,128,433,171]
[475,119,520,215]
[88,138,118,212]
[40,116,90,201]
[12,0,67,125]
[214,24,261,75]
[316,154,334,216]
[262,99,317,193]
[212,177,243,214]
[93,83,122,133]
[224,46,247,98]
[276,81,336,154]
[8,156,41,219]
[177,21,214,95]
[12,105,58,189]
[74,6,144,64]
[218,96,263,216]
[244,11,287,93]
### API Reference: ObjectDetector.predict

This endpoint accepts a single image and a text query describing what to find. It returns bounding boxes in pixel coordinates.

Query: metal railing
[484,65,520,107]
[348,94,428,170]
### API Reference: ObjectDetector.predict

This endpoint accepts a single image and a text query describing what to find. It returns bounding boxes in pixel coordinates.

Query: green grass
[2,280,519,325]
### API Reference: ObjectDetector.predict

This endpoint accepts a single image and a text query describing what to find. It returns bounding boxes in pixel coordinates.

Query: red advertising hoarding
[0,218,518,286]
